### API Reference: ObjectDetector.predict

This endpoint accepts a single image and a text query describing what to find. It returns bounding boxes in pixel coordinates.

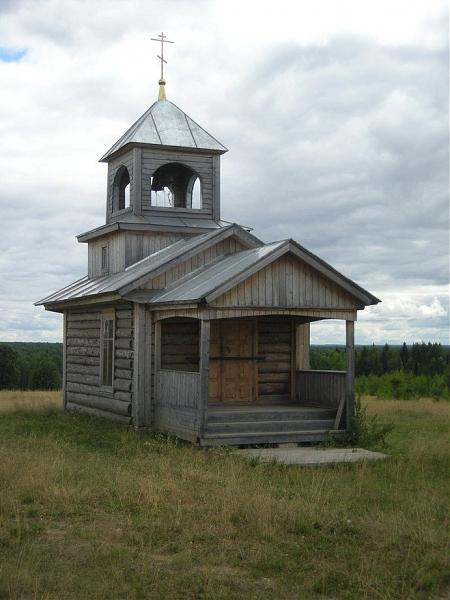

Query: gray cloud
[0,0,447,344]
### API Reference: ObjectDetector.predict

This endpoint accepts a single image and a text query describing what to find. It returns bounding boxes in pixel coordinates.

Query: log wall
[257,317,293,403]
[65,306,134,424]
[160,319,199,372]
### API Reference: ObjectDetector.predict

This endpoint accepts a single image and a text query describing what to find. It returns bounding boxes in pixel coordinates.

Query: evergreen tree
[0,345,19,389]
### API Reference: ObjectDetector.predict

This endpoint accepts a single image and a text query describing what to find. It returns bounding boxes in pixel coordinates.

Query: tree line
[0,343,62,390]
[0,341,448,399]
[310,342,449,400]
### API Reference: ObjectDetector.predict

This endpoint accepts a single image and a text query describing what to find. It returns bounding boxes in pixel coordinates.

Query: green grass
[0,392,448,599]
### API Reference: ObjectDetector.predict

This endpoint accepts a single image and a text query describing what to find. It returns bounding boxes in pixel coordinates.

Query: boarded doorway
[209,319,257,404]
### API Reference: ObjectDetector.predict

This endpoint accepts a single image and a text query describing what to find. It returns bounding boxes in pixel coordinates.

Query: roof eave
[99,141,228,163]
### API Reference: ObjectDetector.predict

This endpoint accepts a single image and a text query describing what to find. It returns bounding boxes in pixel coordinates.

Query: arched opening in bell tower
[150,162,202,209]
[112,166,131,212]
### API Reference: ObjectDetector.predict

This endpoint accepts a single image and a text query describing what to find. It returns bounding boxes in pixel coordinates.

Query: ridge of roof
[100,99,227,162]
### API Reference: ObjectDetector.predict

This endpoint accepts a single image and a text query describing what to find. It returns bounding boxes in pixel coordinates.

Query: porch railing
[156,370,201,410]
[296,369,347,429]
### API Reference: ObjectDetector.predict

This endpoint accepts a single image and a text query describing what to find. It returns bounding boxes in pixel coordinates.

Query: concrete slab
[235,447,388,465]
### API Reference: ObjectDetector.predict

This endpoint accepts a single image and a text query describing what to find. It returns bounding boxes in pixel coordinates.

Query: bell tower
[78,33,228,278]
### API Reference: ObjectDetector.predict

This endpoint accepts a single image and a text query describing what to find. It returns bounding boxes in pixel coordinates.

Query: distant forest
[0,341,448,399]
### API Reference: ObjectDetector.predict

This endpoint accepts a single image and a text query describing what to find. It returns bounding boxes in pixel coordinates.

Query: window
[101,245,109,274]
[150,162,202,209]
[112,166,131,212]
[100,311,115,388]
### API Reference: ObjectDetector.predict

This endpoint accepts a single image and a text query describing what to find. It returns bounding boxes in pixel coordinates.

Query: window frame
[101,244,109,275]
[100,309,115,391]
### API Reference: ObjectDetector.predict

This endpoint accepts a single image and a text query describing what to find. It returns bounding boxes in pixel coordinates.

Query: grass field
[0,391,448,599]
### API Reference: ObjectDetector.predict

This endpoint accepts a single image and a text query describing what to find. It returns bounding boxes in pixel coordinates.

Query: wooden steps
[202,405,340,447]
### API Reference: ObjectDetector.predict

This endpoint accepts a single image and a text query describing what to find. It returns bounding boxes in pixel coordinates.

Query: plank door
[209,320,257,404]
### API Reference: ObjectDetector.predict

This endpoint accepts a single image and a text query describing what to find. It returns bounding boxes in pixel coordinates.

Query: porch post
[345,320,355,430]
[133,304,152,427]
[296,322,310,370]
[199,319,210,437]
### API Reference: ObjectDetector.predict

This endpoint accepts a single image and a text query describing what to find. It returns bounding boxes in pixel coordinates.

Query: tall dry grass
[0,390,62,413]
[0,393,448,599]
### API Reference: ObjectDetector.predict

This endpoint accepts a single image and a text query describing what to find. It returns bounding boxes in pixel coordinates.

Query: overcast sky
[0,0,448,344]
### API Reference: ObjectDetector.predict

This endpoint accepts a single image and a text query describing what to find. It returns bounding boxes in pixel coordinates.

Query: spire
[158,79,166,100]
[150,31,174,101]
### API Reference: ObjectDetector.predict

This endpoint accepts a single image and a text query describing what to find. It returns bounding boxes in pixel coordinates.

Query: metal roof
[77,216,232,243]
[100,99,227,161]
[36,225,262,306]
[37,230,380,309]
[141,242,287,304]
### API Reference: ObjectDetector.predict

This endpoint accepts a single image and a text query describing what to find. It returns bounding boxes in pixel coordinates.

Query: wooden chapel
[37,40,380,446]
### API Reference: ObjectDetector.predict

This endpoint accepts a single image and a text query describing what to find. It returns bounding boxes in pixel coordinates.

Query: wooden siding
[154,370,200,440]
[211,254,360,310]
[257,317,292,402]
[142,237,246,290]
[124,231,186,268]
[296,370,346,416]
[88,233,126,278]
[141,148,215,216]
[65,306,134,423]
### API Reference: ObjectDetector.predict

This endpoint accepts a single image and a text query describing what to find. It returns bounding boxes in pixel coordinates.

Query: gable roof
[100,99,227,161]
[36,225,263,306]
[126,240,380,307]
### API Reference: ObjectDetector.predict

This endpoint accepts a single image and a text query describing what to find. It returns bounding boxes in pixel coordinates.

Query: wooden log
[114,378,132,392]
[258,343,291,353]
[67,312,100,322]
[116,309,133,319]
[67,347,100,357]
[66,372,99,386]
[67,338,100,348]
[258,372,290,384]
[66,320,100,330]
[67,363,99,376]
[115,338,133,350]
[63,311,67,409]
[67,381,100,395]
[67,355,100,366]
[115,328,134,339]
[115,349,133,359]
[116,318,133,329]
[66,401,131,424]
[67,329,100,339]
[114,390,132,402]
[67,392,131,416]
[115,368,132,380]
[115,358,132,369]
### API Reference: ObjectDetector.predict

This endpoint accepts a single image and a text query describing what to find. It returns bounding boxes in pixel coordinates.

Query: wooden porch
[150,314,355,446]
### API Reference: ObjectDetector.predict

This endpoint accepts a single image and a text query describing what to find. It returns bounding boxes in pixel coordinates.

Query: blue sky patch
[0,47,27,62]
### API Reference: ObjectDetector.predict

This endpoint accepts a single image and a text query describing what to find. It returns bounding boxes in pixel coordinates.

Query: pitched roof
[125,240,380,307]
[136,242,287,304]
[100,99,227,161]
[37,229,380,309]
[36,225,263,306]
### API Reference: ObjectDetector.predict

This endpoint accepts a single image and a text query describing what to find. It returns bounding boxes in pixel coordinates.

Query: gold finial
[150,31,174,100]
